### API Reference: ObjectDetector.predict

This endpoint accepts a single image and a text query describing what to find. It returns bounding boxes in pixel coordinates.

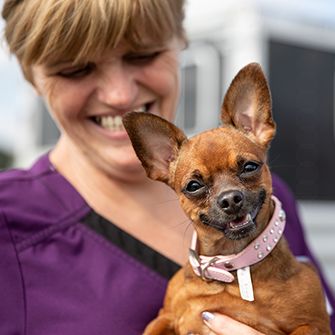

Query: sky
[0,48,32,151]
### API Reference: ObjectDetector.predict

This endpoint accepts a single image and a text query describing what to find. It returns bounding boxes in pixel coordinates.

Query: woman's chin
[103,149,147,180]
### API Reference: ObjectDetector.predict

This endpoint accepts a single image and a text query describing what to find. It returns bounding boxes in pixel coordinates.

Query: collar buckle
[189,196,286,284]
[189,249,220,281]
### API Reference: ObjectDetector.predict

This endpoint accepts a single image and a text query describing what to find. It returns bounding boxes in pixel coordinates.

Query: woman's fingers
[202,311,264,335]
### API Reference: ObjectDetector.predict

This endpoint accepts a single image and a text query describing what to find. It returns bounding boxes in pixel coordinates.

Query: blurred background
[0,0,334,291]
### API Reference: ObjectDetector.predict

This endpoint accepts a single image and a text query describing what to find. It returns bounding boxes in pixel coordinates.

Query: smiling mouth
[90,103,151,131]
[225,213,256,239]
[200,209,258,240]
[228,213,253,230]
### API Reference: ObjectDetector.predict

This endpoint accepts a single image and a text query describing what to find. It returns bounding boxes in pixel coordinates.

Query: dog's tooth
[229,214,253,229]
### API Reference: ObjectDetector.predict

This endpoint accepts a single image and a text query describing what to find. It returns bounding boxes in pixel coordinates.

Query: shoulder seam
[0,168,53,184]
[16,205,90,252]
[0,209,27,334]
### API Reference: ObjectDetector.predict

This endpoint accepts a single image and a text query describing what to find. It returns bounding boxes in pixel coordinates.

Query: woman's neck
[49,136,181,219]
[49,136,192,265]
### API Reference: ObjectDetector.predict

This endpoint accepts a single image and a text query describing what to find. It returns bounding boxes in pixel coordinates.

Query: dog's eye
[242,161,260,174]
[185,180,204,193]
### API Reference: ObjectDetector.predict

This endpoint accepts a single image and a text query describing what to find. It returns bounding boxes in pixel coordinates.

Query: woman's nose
[97,63,138,109]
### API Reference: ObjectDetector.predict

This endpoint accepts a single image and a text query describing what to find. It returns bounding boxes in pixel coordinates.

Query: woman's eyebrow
[46,59,77,68]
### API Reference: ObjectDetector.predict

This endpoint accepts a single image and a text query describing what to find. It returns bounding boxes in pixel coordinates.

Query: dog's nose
[217,190,244,214]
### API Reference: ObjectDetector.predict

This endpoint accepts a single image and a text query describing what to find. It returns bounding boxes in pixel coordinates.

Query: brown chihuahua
[123,63,331,335]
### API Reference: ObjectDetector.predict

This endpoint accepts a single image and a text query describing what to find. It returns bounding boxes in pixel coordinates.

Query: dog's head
[123,63,276,253]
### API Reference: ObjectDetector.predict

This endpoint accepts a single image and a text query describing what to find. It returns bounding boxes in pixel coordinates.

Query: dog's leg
[143,314,176,335]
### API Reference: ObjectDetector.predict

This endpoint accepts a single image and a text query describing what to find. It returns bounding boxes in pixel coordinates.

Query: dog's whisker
[167,218,191,230]
[183,220,193,235]
[123,62,331,334]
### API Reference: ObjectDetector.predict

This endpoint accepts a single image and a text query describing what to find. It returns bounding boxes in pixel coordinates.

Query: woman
[1,0,333,334]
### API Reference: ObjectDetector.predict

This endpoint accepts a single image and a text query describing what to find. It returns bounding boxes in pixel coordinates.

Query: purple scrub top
[0,153,334,334]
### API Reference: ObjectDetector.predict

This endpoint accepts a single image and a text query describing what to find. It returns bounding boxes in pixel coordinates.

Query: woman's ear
[23,65,42,95]
[31,84,42,96]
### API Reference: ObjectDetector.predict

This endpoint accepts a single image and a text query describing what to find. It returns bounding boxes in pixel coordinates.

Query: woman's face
[32,38,183,179]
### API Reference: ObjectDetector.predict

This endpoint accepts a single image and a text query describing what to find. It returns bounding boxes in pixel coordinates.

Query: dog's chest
[171,268,309,335]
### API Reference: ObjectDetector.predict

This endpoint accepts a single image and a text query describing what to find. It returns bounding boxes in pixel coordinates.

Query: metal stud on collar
[188,196,286,284]
[279,209,286,222]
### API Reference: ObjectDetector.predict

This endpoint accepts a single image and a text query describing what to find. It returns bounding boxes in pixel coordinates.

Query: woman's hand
[201,311,265,335]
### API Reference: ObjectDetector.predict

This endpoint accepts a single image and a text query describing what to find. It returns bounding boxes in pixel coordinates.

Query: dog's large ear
[122,112,187,184]
[221,63,276,148]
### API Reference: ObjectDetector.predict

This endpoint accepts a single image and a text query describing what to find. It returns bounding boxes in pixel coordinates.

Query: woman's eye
[185,180,204,193]
[242,161,260,174]
[58,63,95,78]
[125,51,161,64]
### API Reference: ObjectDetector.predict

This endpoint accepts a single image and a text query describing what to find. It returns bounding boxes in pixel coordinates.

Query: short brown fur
[123,63,331,334]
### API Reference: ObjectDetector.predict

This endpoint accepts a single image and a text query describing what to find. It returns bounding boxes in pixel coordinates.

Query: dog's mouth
[229,213,253,230]
[226,213,256,239]
[200,207,259,240]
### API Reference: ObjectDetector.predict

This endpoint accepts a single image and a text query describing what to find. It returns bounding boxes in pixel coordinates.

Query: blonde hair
[2,0,186,81]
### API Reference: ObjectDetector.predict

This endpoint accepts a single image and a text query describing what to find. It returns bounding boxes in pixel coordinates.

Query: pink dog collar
[189,196,286,283]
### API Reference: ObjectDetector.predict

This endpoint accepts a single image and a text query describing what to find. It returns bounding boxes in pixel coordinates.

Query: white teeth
[94,105,148,130]
[114,115,123,127]
[98,115,125,131]
[229,214,253,229]
[132,105,147,113]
